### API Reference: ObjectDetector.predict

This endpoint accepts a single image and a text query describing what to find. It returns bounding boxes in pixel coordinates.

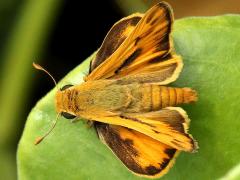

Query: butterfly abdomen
[141,85,197,111]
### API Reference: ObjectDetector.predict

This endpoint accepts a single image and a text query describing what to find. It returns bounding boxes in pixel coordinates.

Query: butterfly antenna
[34,114,60,145]
[33,62,58,89]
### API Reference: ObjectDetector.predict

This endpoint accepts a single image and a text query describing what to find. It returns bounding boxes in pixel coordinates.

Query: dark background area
[33,0,123,119]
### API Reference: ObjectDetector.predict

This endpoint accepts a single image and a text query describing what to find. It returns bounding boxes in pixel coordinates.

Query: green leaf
[219,162,240,180]
[17,15,240,180]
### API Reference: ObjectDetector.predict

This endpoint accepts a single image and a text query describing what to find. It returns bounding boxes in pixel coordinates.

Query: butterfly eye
[60,84,73,91]
[61,112,76,119]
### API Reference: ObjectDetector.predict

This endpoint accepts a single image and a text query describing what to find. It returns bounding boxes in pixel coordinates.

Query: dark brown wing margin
[90,14,142,72]
[97,124,178,178]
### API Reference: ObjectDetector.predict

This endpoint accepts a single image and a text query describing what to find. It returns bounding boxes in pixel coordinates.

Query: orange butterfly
[34,2,198,178]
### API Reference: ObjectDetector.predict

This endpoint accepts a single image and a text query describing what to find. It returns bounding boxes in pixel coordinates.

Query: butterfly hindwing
[82,107,197,152]
[92,107,197,177]
[97,124,179,178]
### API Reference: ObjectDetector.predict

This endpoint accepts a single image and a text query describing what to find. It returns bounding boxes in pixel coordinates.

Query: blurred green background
[0,0,239,179]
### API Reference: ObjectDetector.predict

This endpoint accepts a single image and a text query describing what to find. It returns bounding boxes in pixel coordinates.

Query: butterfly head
[55,84,77,119]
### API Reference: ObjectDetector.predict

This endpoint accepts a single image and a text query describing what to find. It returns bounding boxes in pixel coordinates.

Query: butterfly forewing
[86,2,180,82]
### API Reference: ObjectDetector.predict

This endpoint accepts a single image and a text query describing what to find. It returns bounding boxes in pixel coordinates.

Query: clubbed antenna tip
[34,136,44,145]
[33,114,60,145]
[33,62,57,87]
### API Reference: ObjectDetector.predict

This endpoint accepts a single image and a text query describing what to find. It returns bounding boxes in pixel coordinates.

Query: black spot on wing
[145,165,160,175]
[145,157,171,175]
[160,158,169,169]
[149,54,172,63]
[164,148,176,158]
[115,48,142,74]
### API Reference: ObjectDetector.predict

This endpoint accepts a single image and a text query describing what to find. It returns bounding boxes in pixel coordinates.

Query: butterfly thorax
[55,80,133,115]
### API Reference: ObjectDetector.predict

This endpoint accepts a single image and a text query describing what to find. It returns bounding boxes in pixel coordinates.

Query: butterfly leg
[70,118,80,123]
[86,120,94,128]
